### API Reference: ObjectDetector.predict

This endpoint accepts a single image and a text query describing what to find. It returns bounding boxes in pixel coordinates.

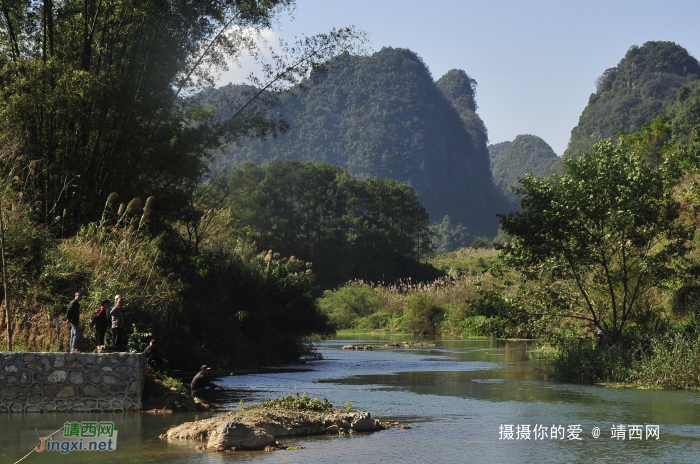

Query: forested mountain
[553,41,700,172]
[209,47,512,242]
[491,135,559,199]
[435,69,491,171]
[487,141,511,170]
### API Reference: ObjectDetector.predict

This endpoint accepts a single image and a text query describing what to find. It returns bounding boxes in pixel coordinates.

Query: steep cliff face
[214,47,511,239]
[559,41,700,169]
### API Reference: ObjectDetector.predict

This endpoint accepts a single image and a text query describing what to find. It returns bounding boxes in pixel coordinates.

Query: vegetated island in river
[162,394,409,452]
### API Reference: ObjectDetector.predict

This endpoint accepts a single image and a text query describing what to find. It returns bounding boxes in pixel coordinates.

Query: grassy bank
[318,248,547,338]
[0,190,330,370]
[545,327,700,389]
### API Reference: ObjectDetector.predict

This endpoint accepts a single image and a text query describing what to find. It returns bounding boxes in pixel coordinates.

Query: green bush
[464,289,544,338]
[403,294,444,335]
[318,285,385,329]
[262,393,333,412]
[546,330,700,388]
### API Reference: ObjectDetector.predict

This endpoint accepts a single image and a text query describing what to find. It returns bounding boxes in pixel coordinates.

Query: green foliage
[666,86,700,147]
[463,289,544,338]
[319,249,506,336]
[561,41,700,167]
[211,48,511,241]
[317,285,387,329]
[469,237,491,249]
[227,160,436,288]
[436,69,490,173]
[345,400,352,412]
[0,1,366,235]
[127,325,153,353]
[547,331,700,388]
[491,135,559,200]
[151,370,187,393]
[487,141,512,170]
[431,248,499,277]
[176,240,333,367]
[431,215,472,254]
[40,221,181,343]
[402,294,444,335]
[262,393,333,412]
[500,138,694,341]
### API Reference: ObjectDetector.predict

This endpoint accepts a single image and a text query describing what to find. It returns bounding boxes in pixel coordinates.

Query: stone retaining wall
[0,352,144,413]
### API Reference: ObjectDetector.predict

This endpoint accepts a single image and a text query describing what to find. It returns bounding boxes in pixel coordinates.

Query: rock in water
[207,421,276,451]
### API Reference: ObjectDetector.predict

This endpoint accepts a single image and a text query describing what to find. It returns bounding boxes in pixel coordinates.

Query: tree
[226,160,436,287]
[499,139,694,341]
[0,0,363,232]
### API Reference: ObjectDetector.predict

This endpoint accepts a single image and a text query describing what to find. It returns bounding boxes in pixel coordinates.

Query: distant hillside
[435,69,491,172]
[487,141,511,170]
[554,41,700,172]
[491,135,559,199]
[210,47,512,241]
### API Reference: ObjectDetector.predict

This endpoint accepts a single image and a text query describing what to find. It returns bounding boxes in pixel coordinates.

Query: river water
[2,335,700,463]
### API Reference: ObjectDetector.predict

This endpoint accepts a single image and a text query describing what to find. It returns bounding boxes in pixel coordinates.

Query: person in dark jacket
[91,299,111,346]
[65,292,82,353]
[191,365,222,397]
[110,295,126,351]
[143,339,168,369]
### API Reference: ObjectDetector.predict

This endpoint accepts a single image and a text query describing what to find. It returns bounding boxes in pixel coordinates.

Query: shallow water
[2,336,700,463]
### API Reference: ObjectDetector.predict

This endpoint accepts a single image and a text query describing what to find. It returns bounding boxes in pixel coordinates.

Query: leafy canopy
[499,139,694,340]
[0,0,362,232]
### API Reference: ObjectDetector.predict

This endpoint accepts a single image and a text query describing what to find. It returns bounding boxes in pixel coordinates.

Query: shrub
[403,294,444,335]
[262,393,333,412]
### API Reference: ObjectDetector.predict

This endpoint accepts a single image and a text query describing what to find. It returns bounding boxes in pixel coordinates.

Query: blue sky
[215,0,700,156]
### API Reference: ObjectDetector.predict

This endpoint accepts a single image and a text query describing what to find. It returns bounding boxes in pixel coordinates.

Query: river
[2,335,700,463]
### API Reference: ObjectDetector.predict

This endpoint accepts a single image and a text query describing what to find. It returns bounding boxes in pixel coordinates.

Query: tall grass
[318,273,488,335]
[547,331,700,388]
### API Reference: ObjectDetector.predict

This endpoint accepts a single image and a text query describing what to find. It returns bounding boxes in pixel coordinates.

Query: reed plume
[126,198,142,214]
[139,196,155,229]
[99,192,119,228]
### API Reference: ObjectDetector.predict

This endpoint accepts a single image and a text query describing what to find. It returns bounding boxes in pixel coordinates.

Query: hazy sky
[215,0,700,156]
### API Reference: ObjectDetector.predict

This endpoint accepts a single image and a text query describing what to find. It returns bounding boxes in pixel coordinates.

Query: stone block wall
[0,352,145,413]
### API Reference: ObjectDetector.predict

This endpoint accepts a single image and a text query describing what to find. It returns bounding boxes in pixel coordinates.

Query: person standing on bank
[110,295,126,351]
[65,292,82,353]
[91,299,111,346]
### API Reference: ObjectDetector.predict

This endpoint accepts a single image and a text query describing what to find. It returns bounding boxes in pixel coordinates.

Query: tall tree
[227,160,435,287]
[500,139,694,341]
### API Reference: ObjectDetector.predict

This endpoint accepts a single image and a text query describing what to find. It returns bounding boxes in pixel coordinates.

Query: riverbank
[142,370,217,413]
[162,394,404,452]
[543,331,700,389]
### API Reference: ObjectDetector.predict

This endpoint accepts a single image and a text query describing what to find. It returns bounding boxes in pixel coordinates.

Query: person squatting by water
[110,295,126,351]
[92,299,111,346]
[65,292,82,353]
[143,339,168,370]
[191,365,222,398]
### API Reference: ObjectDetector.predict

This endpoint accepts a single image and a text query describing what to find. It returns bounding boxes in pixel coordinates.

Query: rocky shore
[162,404,404,452]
